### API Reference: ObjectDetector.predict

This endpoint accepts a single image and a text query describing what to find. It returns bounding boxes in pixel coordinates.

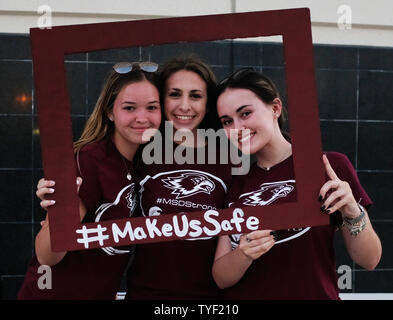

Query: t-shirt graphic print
[139,169,228,217]
[228,179,311,247]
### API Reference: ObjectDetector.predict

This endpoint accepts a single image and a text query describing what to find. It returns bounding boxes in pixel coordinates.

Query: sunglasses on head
[218,67,255,87]
[113,61,159,74]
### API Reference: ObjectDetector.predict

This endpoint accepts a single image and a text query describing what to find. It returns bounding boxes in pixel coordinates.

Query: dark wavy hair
[217,68,290,141]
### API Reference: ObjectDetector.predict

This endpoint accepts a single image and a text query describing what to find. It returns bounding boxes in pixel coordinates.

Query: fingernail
[48,188,55,193]
[320,205,325,212]
[324,209,330,214]
[49,181,55,186]
[318,195,323,202]
[50,200,56,205]
[270,231,278,241]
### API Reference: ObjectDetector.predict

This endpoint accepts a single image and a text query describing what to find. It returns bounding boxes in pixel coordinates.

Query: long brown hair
[158,56,220,131]
[73,65,160,153]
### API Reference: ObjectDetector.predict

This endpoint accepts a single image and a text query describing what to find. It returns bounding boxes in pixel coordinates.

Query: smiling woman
[125,56,234,300]
[18,62,162,300]
[159,56,220,133]
[212,68,382,300]
[109,80,161,160]
[164,69,207,135]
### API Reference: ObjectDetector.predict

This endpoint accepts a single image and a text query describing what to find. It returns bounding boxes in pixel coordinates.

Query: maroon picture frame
[30,8,329,251]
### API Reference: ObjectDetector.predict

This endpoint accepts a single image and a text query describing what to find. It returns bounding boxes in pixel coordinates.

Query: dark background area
[0,33,392,299]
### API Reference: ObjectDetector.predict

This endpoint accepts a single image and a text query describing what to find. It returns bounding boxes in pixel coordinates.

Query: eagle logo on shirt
[161,172,215,199]
[94,183,135,255]
[125,184,136,214]
[230,179,311,248]
[239,180,295,206]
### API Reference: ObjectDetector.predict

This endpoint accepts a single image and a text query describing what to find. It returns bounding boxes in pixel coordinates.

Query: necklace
[259,165,271,171]
[257,147,292,172]
[120,156,132,181]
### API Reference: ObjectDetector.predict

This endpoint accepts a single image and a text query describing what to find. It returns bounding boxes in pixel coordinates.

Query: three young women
[27,61,381,300]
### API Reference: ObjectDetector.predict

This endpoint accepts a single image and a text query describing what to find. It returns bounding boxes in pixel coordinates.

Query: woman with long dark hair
[212,68,382,299]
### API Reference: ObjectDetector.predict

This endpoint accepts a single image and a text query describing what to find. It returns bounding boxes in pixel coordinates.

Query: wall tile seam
[318,68,393,73]
[1,62,393,73]
[30,60,35,258]
[355,48,360,170]
[262,66,393,73]
[0,221,37,224]
[357,170,393,173]
[0,114,87,117]
[85,52,89,118]
[320,119,393,123]
[0,168,34,171]
[349,269,393,272]
[0,59,32,62]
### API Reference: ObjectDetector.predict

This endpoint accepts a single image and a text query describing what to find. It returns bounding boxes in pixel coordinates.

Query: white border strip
[116,292,393,300]
[340,293,393,300]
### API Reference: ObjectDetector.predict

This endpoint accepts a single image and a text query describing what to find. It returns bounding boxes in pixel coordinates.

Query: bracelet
[344,203,365,225]
[343,203,367,237]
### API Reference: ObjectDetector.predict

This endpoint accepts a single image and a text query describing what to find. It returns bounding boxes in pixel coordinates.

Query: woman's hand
[238,230,276,261]
[36,177,82,211]
[319,154,359,219]
[35,177,84,266]
[36,178,56,210]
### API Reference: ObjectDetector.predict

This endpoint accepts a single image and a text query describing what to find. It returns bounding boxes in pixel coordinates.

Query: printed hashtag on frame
[76,224,109,249]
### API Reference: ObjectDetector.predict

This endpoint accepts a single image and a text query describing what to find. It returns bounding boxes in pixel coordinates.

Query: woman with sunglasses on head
[125,56,233,300]
[212,68,382,299]
[18,62,162,299]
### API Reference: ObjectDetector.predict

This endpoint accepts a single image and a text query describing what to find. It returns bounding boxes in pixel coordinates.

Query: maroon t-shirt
[223,152,372,300]
[18,139,135,300]
[126,142,233,300]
